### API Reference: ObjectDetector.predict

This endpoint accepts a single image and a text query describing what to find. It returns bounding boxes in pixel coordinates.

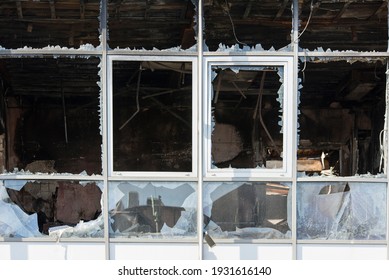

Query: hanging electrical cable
[119,64,143,130]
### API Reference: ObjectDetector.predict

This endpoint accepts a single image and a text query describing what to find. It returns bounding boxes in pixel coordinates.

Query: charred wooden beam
[114,0,122,20]
[80,0,85,20]
[368,1,387,20]
[69,25,75,46]
[274,0,290,20]
[16,1,23,19]
[49,0,57,20]
[242,0,254,19]
[332,2,351,23]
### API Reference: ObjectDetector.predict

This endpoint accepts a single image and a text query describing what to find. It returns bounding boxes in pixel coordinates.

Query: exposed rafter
[80,0,85,20]
[49,0,57,20]
[242,0,254,19]
[274,0,290,20]
[368,1,387,20]
[16,1,23,19]
[332,2,351,23]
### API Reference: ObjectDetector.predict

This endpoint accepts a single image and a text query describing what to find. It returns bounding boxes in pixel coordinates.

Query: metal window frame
[107,55,198,179]
[202,56,294,179]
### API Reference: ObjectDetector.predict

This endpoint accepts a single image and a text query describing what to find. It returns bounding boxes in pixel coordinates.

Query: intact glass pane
[112,60,192,172]
[297,182,387,240]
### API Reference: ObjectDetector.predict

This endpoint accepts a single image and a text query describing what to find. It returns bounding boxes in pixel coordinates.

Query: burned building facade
[0,0,388,260]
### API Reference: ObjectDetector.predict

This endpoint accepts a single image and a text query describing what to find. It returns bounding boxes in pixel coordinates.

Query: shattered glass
[109,181,197,239]
[0,180,104,239]
[297,182,387,240]
[203,181,291,239]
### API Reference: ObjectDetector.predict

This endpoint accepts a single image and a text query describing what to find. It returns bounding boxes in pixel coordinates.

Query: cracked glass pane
[203,181,291,239]
[0,180,104,238]
[109,181,197,239]
[297,182,387,240]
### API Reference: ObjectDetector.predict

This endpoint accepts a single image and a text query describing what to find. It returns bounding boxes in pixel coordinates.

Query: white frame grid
[107,55,198,179]
[0,0,388,260]
[203,56,294,179]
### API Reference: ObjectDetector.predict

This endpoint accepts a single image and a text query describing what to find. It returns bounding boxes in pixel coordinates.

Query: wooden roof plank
[16,1,23,19]
[368,1,387,20]
[274,0,290,20]
[80,0,85,20]
[49,0,57,19]
[332,2,351,23]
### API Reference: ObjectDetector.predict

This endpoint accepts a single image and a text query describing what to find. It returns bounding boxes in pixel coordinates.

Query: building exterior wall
[0,0,388,260]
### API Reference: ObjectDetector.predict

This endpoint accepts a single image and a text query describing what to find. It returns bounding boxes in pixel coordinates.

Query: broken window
[203,181,291,239]
[110,58,195,174]
[204,57,293,177]
[298,60,386,176]
[204,0,292,51]
[299,0,388,52]
[0,57,102,175]
[109,181,197,238]
[0,0,101,49]
[107,0,196,50]
[0,179,104,238]
[297,182,386,240]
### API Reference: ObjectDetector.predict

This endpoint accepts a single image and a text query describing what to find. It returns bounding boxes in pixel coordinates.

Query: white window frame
[203,56,294,179]
[107,55,198,178]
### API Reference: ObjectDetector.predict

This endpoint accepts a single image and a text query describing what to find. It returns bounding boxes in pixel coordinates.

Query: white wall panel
[0,243,105,260]
[297,244,387,260]
[110,243,198,260]
[203,244,293,260]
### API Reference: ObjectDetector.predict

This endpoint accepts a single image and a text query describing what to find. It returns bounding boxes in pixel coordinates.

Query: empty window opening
[1,180,103,238]
[298,60,386,176]
[112,60,193,172]
[107,0,196,50]
[211,67,284,169]
[204,182,291,239]
[204,0,292,51]
[0,0,101,49]
[299,1,388,52]
[0,57,102,175]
